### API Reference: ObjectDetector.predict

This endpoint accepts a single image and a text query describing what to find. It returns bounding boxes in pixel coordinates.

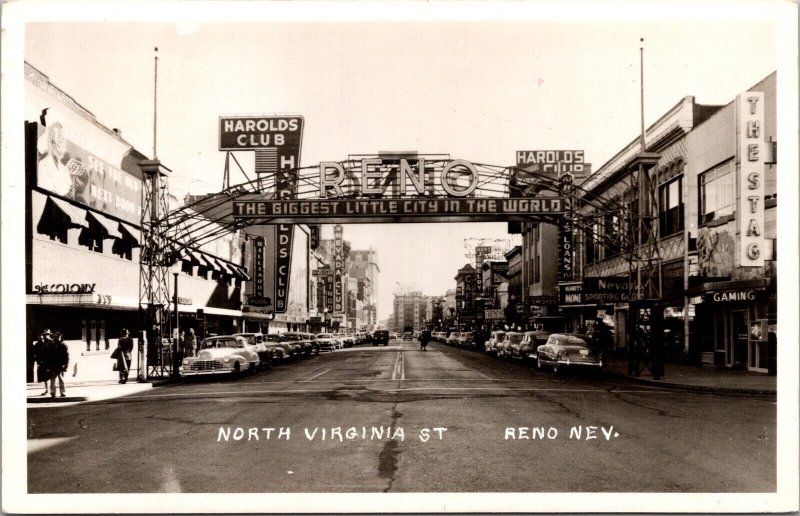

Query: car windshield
[507,333,523,343]
[284,333,301,339]
[317,333,332,338]
[238,335,256,344]
[566,336,589,346]
[265,335,285,342]
[202,339,240,349]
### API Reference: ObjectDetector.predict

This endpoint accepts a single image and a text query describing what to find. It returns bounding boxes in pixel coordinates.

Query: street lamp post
[173,272,180,377]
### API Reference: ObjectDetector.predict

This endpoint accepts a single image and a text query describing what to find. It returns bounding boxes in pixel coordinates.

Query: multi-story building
[347,248,380,330]
[570,72,777,373]
[684,73,777,372]
[24,62,249,383]
[480,260,508,308]
[391,291,430,332]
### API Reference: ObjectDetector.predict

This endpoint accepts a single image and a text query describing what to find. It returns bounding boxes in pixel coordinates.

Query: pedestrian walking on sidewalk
[34,329,53,395]
[181,328,197,359]
[45,332,69,398]
[114,329,134,384]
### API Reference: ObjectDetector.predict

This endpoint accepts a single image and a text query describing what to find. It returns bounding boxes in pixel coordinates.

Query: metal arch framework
[150,160,642,255]
[139,157,662,378]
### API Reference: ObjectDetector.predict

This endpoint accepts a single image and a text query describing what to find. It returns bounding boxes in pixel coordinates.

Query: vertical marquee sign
[736,92,765,267]
[220,115,304,313]
[247,237,272,311]
[333,224,345,315]
[557,172,575,281]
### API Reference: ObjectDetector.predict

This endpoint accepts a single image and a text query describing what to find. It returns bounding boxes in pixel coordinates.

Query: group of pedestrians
[32,329,69,398]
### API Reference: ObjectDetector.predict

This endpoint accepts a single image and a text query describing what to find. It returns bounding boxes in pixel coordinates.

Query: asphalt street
[27,339,776,493]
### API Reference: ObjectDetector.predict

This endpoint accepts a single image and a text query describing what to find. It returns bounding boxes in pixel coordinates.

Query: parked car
[314,333,338,352]
[283,332,316,356]
[302,332,321,355]
[513,331,551,360]
[536,333,604,373]
[459,331,474,348]
[497,332,524,358]
[446,332,460,346]
[373,330,390,346]
[180,335,259,376]
[264,333,292,363]
[280,333,306,357]
[485,331,506,355]
[232,332,272,368]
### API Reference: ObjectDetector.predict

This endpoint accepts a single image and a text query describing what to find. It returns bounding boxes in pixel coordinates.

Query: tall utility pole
[627,38,664,379]
[139,47,174,379]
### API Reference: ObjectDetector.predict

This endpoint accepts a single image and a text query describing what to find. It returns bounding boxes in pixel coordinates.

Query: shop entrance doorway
[730,309,748,369]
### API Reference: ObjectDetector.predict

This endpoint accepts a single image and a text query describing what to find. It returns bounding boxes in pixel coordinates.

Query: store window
[699,161,734,225]
[659,176,684,236]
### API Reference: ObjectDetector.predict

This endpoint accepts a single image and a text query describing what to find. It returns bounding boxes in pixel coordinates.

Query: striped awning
[86,211,122,239]
[119,222,141,245]
[47,196,88,228]
[232,265,251,280]
[214,258,235,276]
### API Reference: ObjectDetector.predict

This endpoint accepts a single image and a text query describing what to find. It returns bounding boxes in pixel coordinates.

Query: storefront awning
[232,265,251,280]
[119,222,141,245]
[27,292,139,310]
[214,258,235,276]
[176,304,242,317]
[685,278,769,297]
[86,211,122,239]
[47,196,88,228]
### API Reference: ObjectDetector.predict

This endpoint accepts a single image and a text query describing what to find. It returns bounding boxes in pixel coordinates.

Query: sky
[19,2,780,320]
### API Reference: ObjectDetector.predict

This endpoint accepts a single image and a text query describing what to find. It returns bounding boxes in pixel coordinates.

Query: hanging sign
[737,92,765,267]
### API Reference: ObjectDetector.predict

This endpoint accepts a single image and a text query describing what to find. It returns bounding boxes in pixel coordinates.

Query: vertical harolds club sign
[220,115,304,313]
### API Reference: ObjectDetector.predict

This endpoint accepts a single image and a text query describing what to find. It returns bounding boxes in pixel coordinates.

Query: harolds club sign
[220,115,304,314]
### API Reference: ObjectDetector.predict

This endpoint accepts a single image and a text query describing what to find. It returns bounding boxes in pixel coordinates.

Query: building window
[604,212,622,256]
[585,220,603,264]
[659,176,684,236]
[699,161,734,225]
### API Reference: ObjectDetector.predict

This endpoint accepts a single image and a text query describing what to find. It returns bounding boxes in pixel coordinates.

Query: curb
[607,370,777,396]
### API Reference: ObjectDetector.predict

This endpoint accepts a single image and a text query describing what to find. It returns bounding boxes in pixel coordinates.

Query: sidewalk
[27,377,177,405]
[604,355,776,395]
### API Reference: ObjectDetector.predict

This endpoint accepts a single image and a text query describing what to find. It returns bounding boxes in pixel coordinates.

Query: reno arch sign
[232,156,566,224]
[318,158,480,198]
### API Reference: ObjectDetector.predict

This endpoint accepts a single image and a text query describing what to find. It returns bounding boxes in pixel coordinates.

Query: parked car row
[178,330,373,378]
[431,328,605,375]
[485,330,604,373]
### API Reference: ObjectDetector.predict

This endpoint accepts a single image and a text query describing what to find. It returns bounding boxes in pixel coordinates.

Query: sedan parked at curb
[232,332,272,368]
[536,333,603,373]
[180,335,259,377]
[485,331,506,355]
[314,333,338,352]
[497,332,523,358]
[264,334,292,363]
[514,331,552,361]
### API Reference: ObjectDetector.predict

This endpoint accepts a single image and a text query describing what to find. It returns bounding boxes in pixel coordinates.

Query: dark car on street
[536,333,603,374]
[373,329,390,346]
